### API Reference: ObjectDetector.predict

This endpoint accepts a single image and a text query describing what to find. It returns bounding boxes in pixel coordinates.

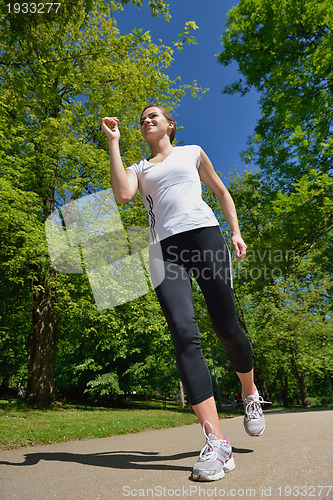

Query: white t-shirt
[126,145,219,244]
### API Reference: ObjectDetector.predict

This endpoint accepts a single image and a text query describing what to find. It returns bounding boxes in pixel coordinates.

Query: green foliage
[203,155,332,406]
[85,372,124,397]
[248,269,333,405]
[0,0,203,401]
[218,0,333,186]
[226,168,333,291]
[174,21,199,51]
[1,0,332,409]
[52,285,176,401]
[225,167,333,406]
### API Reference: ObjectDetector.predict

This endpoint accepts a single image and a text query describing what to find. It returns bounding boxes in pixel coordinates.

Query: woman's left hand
[232,234,247,259]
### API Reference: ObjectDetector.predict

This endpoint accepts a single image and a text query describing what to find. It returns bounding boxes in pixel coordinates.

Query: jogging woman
[101,105,267,482]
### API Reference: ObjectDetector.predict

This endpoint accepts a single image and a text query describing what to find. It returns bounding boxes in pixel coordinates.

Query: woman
[101,105,267,482]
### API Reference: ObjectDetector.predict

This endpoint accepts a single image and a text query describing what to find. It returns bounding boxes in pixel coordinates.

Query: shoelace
[199,421,229,462]
[199,440,216,461]
[245,396,271,419]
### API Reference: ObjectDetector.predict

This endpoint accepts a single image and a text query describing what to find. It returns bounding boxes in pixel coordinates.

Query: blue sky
[115,0,261,184]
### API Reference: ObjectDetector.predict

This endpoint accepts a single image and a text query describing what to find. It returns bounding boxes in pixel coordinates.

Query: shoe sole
[244,421,265,436]
[192,457,236,482]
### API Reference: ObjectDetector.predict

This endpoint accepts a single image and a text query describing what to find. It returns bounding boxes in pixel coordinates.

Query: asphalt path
[0,408,332,500]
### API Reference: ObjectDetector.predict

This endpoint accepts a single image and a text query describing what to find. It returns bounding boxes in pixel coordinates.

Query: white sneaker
[242,389,271,436]
[192,421,235,481]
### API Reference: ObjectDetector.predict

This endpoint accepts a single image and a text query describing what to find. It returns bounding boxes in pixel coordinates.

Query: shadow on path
[0,447,253,472]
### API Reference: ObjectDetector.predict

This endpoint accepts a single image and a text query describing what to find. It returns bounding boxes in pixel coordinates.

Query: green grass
[2,397,331,452]
[0,398,203,451]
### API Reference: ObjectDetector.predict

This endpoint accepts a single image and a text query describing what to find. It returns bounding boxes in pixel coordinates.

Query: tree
[51,280,177,402]
[218,0,333,186]
[0,0,202,403]
[214,1,333,405]
[216,0,333,285]
[0,179,40,394]
[202,164,333,406]
[226,169,333,287]
[249,268,333,407]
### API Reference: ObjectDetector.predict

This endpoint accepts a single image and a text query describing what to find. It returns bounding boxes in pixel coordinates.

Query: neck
[148,136,173,158]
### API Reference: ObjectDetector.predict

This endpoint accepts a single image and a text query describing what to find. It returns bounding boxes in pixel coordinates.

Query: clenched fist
[101,117,120,142]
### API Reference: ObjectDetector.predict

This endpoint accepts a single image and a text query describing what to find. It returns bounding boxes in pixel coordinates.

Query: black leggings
[149,226,253,405]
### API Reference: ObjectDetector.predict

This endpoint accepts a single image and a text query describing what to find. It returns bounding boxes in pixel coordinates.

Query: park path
[0,409,332,500]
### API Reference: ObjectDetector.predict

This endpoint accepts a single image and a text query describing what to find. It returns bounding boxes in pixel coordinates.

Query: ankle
[243,385,257,397]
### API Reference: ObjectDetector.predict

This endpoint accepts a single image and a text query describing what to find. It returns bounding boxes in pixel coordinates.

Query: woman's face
[140,107,173,143]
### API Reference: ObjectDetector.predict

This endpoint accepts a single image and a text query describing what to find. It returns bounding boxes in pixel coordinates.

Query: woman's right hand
[101,117,120,142]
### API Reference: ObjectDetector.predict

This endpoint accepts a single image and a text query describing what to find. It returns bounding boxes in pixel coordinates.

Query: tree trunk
[256,369,270,403]
[179,380,185,407]
[26,275,56,405]
[290,345,310,407]
[281,374,289,407]
[25,185,56,405]
[328,371,333,391]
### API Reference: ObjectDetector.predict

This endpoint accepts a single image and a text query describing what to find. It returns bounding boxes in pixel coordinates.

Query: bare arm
[101,117,138,203]
[198,149,247,258]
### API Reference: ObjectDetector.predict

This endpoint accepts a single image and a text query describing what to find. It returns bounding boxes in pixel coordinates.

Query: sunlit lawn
[3,397,326,452]
[0,398,203,451]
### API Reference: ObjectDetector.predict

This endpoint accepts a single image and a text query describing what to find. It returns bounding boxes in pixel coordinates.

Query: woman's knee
[169,316,202,354]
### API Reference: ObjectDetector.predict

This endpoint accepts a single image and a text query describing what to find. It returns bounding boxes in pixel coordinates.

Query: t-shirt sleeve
[126,161,141,177]
[194,145,202,169]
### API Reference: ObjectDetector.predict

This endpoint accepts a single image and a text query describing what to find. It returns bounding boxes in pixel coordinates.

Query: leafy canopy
[218,0,333,186]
